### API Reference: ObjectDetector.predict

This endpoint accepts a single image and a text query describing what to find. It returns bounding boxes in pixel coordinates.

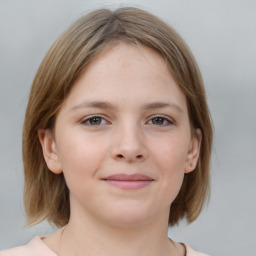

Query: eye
[147,116,174,126]
[81,116,109,126]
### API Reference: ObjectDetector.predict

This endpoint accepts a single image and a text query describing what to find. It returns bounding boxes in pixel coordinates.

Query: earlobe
[185,128,202,173]
[38,129,62,174]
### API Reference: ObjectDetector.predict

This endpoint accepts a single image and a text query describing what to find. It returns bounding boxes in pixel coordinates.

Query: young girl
[1,7,212,256]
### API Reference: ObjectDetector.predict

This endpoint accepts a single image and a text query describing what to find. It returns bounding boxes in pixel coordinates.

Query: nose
[111,123,148,163]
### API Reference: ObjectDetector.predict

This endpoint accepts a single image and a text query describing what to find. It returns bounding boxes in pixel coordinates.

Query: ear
[185,128,202,173]
[38,129,62,174]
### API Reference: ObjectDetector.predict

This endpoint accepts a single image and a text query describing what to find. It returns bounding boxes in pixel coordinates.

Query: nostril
[114,153,145,161]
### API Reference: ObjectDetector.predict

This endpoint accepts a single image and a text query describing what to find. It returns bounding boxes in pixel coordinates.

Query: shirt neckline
[37,236,188,256]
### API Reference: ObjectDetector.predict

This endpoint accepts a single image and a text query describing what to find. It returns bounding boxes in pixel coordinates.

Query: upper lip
[102,174,154,181]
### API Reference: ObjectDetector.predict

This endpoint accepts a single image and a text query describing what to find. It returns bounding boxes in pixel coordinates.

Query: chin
[102,204,156,228]
[108,215,150,228]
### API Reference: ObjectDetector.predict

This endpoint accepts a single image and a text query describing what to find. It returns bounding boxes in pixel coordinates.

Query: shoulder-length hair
[23,7,213,227]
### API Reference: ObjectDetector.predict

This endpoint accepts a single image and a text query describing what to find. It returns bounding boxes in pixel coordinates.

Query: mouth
[102,174,154,190]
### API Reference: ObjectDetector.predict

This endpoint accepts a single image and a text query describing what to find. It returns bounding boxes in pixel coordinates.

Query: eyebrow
[71,101,117,111]
[142,102,183,113]
[71,101,183,113]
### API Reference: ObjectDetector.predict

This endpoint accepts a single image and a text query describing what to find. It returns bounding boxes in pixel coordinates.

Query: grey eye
[152,117,165,125]
[148,116,173,126]
[81,116,108,126]
[88,117,102,125]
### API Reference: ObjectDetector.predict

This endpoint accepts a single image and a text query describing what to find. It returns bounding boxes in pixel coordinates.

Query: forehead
[85,42,171,82]
[62,42,187,111]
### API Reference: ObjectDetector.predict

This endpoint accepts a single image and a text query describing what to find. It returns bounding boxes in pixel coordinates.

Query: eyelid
[147,115,175,125]
[79,114,175,126]
[80,115,110,126]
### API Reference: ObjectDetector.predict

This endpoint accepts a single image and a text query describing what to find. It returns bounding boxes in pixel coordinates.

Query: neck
[58,207,178,256]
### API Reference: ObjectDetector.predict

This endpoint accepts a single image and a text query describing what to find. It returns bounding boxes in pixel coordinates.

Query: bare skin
[39,42,200,256]
[42,227,186,256]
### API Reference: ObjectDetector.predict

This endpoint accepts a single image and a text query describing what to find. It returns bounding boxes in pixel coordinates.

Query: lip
[102,174,154,190]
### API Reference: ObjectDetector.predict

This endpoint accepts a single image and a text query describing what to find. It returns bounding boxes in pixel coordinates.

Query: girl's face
[40,43,201,227]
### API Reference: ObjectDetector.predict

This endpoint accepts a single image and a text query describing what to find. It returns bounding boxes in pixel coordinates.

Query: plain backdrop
[0,0,256,255]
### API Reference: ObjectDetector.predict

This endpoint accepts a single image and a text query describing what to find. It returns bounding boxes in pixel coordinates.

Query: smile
[102,174,154,190]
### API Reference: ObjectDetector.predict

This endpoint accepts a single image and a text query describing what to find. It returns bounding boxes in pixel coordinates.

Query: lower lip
[104,180,153,190]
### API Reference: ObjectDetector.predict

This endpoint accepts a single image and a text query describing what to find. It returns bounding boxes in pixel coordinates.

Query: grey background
[0,0,256,255]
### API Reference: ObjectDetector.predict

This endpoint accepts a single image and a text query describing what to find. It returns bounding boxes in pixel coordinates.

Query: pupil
[153,117,163,125]
[90,117,101,125]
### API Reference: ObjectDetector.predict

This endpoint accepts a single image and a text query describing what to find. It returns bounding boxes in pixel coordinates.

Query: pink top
[0,237,210,256]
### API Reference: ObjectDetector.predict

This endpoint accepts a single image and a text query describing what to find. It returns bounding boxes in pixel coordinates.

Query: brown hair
[23,7,213,227]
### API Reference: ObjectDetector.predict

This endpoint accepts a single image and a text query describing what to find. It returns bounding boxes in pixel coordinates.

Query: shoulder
[183,243,210,256]
[0,237,57,256]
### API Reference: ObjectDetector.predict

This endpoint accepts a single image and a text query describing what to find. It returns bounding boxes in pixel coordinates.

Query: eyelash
[80,115,174,127]
[147,115,174,126]
[80,115,109,126]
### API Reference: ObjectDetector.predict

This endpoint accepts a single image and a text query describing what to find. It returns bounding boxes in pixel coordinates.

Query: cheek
[150,135,189,199]
[57,130,106,166]
[56,134,108,188]
[152,134,190,171]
